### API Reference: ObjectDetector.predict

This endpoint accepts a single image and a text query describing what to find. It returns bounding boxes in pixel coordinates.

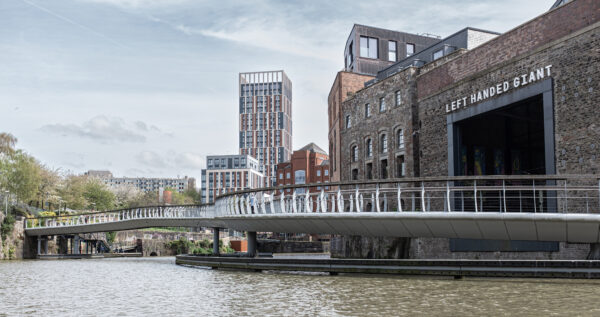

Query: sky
[0,0,553,183]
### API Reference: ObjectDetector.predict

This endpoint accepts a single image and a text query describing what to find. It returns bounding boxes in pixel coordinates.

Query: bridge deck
[25,212,600,243]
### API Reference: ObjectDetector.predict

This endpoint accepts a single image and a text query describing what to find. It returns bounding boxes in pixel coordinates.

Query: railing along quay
[26,204,212,229]
[215,175,600,216]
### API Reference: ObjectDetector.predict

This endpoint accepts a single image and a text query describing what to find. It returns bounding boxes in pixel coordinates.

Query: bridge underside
[25,212,600,244]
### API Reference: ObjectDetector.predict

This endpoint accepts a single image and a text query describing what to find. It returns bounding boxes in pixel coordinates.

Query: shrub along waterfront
[166,237,235,255]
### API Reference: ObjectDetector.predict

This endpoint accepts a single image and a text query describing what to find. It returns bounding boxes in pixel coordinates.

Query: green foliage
[166,237,195,254]
[1,214,15,240]
[165,237,235,255]
[8,245,15,260]
[125,191,159,208]
[106,231,116,244]
[9,205,28,217]
[1,150,41,204]
[83,179,115,210]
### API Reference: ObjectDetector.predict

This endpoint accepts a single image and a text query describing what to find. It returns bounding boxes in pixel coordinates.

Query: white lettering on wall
[445,64,552,114]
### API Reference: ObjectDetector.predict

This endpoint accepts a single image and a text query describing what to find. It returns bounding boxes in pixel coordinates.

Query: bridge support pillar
[212,227,220,256]
[37,236,41,256]
[43,237,48,255]
[247,231,257,257]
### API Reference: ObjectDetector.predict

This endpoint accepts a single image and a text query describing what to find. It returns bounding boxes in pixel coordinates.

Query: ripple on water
[1,258,600,316]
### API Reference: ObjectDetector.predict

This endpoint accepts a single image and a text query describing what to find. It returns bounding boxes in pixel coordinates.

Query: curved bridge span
[25,175,600,244]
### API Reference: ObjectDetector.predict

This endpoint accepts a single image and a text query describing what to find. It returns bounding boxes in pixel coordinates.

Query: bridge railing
[214,175,600,216]
[25,204,214,230]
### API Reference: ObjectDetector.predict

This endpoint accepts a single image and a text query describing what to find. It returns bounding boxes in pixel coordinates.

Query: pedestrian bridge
[25,175,600,244]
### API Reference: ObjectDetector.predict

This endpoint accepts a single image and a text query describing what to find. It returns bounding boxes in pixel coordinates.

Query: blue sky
[0,0,552,182]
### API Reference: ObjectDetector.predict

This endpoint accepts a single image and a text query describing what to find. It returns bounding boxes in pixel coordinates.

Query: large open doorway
[455,95,546,176]
[446,79,557,251]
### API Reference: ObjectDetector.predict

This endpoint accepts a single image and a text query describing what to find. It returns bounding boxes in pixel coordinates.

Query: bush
[165,237,194,255]
[106,231,116,244]
[1,214,15,240]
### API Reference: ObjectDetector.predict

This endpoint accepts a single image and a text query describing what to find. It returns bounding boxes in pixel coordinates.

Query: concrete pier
[247,232,257,257]
[176,256,600,279]
[212,227,220,256]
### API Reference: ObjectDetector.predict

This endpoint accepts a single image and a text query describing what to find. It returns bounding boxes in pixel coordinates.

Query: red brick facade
[276,144,330,193]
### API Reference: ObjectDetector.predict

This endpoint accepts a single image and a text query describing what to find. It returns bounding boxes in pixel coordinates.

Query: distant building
[84,170,113,179]
[85,170,194,194]
[239,70,292,187]
[276,143,330,194]
[344,24,441,76]
[200,154,264,204]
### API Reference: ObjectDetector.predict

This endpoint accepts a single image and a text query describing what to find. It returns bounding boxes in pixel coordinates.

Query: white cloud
[40,116,170,143]
[41,115,146,143]
[174,152,204,169]
[136,150,166,168]
[79,0,191,9]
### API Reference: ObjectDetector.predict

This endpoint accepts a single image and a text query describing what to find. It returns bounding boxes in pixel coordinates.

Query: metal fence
[25,204,213,229]
[215,175,600,216]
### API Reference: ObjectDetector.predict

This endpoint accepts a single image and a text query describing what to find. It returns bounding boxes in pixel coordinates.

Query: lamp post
[4,190,9,218]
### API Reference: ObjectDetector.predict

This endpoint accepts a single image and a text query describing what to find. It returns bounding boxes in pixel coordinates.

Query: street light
[4,190,9,218]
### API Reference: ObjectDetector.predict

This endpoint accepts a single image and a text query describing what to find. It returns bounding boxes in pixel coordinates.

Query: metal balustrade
[215,175,600,217]
[25,204,213,229]
[25,175,600,231]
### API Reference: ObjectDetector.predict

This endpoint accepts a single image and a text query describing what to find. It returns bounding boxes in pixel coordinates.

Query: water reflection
[0,257,599,316]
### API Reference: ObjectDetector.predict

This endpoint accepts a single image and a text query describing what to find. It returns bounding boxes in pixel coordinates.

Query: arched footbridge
[25,175,600,244]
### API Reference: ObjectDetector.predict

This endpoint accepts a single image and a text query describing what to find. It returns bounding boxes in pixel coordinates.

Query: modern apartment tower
[239,71,292,187]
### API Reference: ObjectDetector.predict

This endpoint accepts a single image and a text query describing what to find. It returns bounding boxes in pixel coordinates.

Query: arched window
[366,139,373,157]
[397,129,404,149]
[380,134,388,153]
[351,145,358,162]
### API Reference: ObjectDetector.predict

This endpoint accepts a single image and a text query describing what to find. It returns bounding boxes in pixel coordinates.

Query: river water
[1,257,600,316]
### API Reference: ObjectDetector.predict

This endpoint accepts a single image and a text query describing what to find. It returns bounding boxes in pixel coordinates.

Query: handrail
[216,174,599,198]
[32,204,210,219]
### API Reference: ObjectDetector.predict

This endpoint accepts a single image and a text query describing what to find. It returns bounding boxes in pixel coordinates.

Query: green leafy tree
[0,132,17,156]
[58,174,89,210]
[83,179,115,210]
[1,150,41,204]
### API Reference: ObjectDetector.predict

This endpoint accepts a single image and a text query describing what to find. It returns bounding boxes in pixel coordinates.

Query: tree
[58,174,88,210]
[111,184,142,208]
[0,132,17,156]
[83,179,115,210]
[1,150,41,204]
[36,165,60,210]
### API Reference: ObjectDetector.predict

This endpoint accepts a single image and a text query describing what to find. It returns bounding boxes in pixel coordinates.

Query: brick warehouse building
[276,143,330,194]
[329,26,442,183]
[334,0,600,259]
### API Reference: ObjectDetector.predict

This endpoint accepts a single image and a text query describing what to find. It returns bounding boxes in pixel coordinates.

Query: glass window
[433,49,443,60]
[366,139,372,157]
[365,104,371,118]
[324,169,329,176]
[360,36,378,58]
[286,172,291,179]
[345,115,351,128]
[352,145,358,162]
[388,41,397,62]
[380,134,388,153]
[395,91,402,107]
[317,170,321,177]
[406,43,415,57]
[397,129,404,149]
[379,98,386,112]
